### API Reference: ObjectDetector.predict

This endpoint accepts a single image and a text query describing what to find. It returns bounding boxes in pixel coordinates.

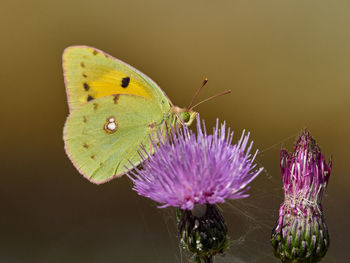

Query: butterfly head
[171,106,197,127]
[167,78,231,129]
[181,110,197,126]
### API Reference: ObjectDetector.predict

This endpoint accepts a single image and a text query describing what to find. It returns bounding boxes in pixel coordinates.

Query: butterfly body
[63,46,196,184]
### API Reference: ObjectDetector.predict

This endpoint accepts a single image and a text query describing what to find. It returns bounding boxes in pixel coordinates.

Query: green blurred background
[1,0,349,262]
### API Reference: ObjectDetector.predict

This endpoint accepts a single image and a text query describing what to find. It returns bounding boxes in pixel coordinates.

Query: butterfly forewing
[63,46,169,112]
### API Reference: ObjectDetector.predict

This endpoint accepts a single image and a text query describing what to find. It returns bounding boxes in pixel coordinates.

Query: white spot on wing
[104,116,118,134]
[107,123,116,130]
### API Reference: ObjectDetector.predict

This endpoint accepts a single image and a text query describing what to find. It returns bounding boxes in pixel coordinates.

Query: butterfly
[63,46,230,184]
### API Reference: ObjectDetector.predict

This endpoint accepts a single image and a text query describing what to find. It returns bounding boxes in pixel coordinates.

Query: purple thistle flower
[271,129,332,263]
[279,130,332,222]
[128,117,263,210]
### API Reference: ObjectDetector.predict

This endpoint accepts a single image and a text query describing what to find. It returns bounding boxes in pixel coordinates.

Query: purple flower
[278,129,332,227]
[128,117,263,210]
[271,130,332,263]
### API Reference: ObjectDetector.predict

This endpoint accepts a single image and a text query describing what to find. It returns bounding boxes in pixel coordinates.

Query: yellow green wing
[63,45,170,112]
[63,94,164,184]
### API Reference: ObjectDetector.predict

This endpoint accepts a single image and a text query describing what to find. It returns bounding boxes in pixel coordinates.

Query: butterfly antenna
[187,78,208,109]
[190,90,231,110]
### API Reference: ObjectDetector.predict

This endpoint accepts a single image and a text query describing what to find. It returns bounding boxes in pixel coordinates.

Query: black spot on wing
[121,77,130,88]
[87,95,94,102]
[83,83,89,91]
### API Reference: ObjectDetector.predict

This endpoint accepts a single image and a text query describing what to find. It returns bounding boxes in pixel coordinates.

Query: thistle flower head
[280,129,332,219]
[129,117,263,210]
[272,130,332,263]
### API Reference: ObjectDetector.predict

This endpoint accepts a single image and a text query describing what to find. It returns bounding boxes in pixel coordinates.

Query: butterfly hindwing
[63,45,169,112]
[64,94,164,184]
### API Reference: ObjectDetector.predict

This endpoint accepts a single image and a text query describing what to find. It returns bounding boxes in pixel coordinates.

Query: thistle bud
[271,130,332,263]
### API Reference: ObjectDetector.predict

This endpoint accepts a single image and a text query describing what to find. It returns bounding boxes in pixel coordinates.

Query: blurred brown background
[1,0,349,262]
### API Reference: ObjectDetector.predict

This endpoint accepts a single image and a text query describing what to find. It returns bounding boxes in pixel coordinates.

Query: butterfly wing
[64,94,164,184]
[63,45,171,112]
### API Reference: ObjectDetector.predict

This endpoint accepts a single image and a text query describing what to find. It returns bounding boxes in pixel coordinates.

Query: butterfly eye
[182,111,191,123]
